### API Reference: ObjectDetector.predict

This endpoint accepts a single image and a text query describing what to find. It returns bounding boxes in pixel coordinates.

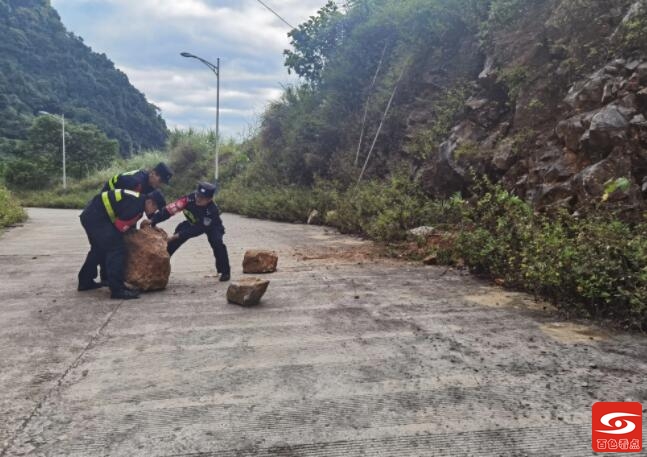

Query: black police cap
[153,162,173,184]
[196,182,216,199]
[147,190,166,209]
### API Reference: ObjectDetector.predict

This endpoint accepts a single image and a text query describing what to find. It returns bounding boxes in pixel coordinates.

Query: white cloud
[51,0,327,137]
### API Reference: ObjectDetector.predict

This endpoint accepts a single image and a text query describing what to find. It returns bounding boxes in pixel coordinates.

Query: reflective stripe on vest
[102,190,141,222]
[102,191,117,222]
[108,170,140,191]
[183,209,198,224]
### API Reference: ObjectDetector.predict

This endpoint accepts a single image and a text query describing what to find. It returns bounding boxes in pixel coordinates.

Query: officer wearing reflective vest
[150,182,231,282]
[102,162,173,194]
[97,162,172,285]
[78,189,166,299]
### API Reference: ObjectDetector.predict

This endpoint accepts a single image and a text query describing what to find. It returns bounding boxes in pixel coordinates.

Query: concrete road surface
[1,208,646,457]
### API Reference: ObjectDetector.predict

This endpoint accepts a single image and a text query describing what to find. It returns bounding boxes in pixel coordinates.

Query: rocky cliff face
[413,0,647,215]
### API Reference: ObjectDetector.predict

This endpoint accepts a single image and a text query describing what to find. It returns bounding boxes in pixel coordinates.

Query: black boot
[110,288,140,300]
[219,273,230,282]
[124,285,141,294]
[78,281,102,291]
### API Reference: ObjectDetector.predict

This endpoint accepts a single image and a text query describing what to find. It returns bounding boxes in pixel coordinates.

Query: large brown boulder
[227,278,270,307]
[124,226,171,291]
[242,250,278,274]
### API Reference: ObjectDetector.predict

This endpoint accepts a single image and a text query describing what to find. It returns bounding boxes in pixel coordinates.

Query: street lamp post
[181,52,220,181]
[38,110,66,190]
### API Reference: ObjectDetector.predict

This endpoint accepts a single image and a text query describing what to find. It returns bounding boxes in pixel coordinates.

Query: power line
[254,0,295,29]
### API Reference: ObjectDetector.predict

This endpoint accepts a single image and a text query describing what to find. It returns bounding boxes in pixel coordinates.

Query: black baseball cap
[146,190,166,209]
[153,162,173,184]
[196,182,216,199]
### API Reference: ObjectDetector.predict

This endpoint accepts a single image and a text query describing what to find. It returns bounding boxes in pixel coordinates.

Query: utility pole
[181,52,220,181]
[216,57,220,181]
[62,113,66,190]
[38,110,67,189]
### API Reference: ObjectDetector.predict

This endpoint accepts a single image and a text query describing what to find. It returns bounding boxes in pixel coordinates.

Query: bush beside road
[0,185,27,228]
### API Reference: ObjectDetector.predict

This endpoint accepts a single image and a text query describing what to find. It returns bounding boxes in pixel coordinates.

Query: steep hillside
[252,0,647,216]
[418,0,647,215]
[0,0,167,154]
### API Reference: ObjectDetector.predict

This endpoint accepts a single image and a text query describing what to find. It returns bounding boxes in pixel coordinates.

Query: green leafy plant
[602,177,631,202]
[0,185,26,228]
[497,66,529,103]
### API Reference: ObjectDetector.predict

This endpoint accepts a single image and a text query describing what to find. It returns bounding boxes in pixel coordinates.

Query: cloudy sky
[50,0,328,139]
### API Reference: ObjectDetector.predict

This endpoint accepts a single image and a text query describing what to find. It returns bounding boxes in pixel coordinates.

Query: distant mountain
[0,0,167,154]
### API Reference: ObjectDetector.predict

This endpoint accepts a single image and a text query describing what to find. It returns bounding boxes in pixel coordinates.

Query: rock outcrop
[227,278,270,307]
[411,0,647,215]
[242,250,278,274]
[124,226,170,291]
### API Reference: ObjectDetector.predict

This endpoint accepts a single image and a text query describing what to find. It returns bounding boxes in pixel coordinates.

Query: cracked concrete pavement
[1,208,646,456]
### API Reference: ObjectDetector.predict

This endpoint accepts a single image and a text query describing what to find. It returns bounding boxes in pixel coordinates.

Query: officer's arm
[113,195,144,233]
[151,196,190,227]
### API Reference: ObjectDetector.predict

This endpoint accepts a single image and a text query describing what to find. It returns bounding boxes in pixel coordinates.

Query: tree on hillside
[284,1,345,84]
[266,0,489,187]
[4,116,118,188]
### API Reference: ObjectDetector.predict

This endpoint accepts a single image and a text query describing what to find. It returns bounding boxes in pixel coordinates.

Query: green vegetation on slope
[0,0,168,154]
[258,0,488,187]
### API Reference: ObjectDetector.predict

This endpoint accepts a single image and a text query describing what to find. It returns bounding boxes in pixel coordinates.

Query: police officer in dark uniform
[151,182,231,281]
[97,162,172,285]
[78,188,166,299]
[102,162,173,194]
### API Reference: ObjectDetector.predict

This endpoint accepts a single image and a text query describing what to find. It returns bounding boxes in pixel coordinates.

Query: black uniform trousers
[78,205,126,292]
[167,221,231,275]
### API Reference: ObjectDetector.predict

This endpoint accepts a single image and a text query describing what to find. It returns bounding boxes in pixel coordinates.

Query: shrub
[218,179,320,223]
[0,185,27,228]
[4,158,55,189]
[166,132,215,199]
[448,181,647,329]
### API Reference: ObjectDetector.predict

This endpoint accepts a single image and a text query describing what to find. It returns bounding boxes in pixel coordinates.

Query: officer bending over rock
[149,182,231,282]
[102,162,173,193]
[96,162,173,285]
[78,189,166,299]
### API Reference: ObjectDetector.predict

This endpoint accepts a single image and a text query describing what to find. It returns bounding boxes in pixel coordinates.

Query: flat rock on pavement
[227,277,270,306]
[242,249,278,273]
